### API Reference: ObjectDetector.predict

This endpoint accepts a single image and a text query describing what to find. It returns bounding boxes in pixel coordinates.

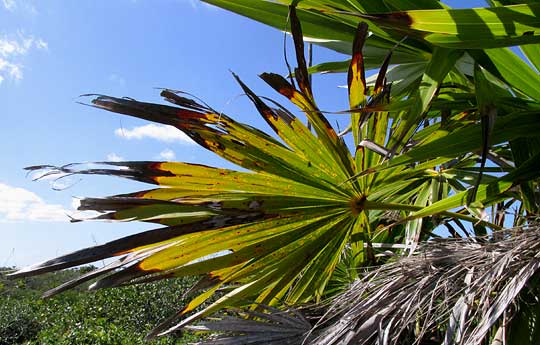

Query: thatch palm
[10,1,540,343]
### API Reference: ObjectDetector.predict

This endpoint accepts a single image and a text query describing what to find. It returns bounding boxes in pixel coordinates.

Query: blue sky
[1,0,485,267]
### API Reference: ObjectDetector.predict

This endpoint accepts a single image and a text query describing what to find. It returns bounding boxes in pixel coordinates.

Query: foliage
[8,0,540,343]
[0,267,200,344]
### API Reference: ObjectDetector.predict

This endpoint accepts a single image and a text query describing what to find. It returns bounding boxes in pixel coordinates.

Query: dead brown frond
[188,305,311,345]
[306,225,540,345]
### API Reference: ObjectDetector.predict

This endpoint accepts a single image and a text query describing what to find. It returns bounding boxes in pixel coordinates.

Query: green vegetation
[8,1,540,344]
[0,267,200,344]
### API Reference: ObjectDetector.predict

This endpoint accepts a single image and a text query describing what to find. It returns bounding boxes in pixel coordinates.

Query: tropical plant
[9,0,540,343]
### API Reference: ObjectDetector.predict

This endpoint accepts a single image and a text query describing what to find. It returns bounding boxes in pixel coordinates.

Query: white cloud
[0,32,48,83]
[0,37,26,56]
[108,73,125,86]
[114,124,194,144]
[106,152,124,162]
[0,182,72,222]
[2,0,16,11]
[0,58,22,82]
[0,32,46,57]
[157,148,176,161]
[2,0,37,14]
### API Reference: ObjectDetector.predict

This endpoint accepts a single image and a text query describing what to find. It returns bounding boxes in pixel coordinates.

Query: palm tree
[10,1,540,343]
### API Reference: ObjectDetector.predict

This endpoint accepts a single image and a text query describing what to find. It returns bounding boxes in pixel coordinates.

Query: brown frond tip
[260,72,296,99]
[25,162,174,186]
[159,89,214,112]
[289,5,312,99]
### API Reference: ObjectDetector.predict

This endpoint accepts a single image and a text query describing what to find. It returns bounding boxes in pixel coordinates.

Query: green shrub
[0,298,40,345]
[0,267,201,344]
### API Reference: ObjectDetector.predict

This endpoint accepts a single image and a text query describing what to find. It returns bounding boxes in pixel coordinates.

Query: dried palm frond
[306,224,540,345]
[187,305,311,345]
